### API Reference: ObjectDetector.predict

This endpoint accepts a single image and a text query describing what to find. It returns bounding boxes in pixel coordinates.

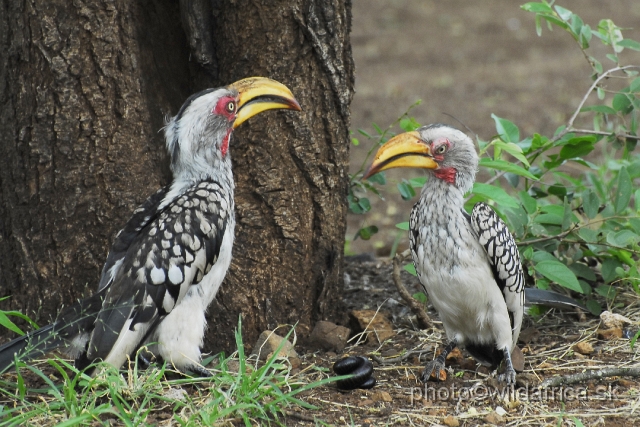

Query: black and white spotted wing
[469,202,525,305]
[97,186,171,292]
[87,180,230,360]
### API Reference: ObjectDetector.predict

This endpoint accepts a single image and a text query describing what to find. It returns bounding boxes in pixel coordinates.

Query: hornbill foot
[183,364,213,378]
[137,353,152,369]
[421,359,447,382]
[497,367,517,385]
[497,347,516,385]
[421,340,457,383]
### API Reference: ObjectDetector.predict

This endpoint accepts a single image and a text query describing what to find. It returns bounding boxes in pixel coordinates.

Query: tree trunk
[0,0,353,353]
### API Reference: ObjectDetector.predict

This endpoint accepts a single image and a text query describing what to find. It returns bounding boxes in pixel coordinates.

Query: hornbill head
[364,123,478,192]
[165,77,301,177]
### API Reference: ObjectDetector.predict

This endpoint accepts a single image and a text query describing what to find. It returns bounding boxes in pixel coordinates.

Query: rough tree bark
[0,0,353,353]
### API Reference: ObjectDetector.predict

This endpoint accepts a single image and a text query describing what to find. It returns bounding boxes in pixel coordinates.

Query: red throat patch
[434,167,456,185]
[221,128,232,157]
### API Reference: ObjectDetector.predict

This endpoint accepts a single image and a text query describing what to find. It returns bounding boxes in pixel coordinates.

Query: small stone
[445,347,463,363]
[443,415,460,427]
[162,388,187,401]
[597,328,623,340]
[308,321,351,352]
[371,391,392,402]
[349,310,395,343]
[511,346,525,372]
[484,412,505,425]
[495,406,507,416]
[251,330,299,362]
[600,311,633,329]
[573,341,594,355]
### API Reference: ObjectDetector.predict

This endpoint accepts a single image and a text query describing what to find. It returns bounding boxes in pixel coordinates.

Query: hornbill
[364,123,525,384]
[0,77,301,376]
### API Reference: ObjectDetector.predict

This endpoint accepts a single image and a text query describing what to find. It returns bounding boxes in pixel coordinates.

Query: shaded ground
[347,0,640,255]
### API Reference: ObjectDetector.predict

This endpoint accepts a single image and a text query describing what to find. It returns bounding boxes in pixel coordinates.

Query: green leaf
[612,93,632,114]
[355,225,378,241]
[409,176,427,188]
[568,262,597,281]
[559,140,595,159]
[0,312,25,335]
[580,105,616,114]
[521,3,553,13]
[578,227,599,243]
[533,213,564,225]
[480,158,537,180]
[367,172,386,185]
[595,285,616,299]
[618,39,640,51]
[412,292,428,305]
[534,260,584,293]
[519,191,537,214]
[397,180,416,200]
[403,263,417,276]
[491,114,520,143]
[472,183,519,208]
[554,5,573,22]
[396,222,410,231]
[493,141,530,166]
[399,117,421,132]
[614,167,632,213]
[351,137,360,146]
[607,229,639,247]
[582,189,600,219]
[601,258,622,283]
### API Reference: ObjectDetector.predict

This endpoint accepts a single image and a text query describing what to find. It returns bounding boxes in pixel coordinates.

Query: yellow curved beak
[363,131,438,179]
[228,77,302,129]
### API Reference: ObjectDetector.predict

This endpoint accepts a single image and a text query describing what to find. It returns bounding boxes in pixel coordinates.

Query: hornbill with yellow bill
[0,77,301,376]
[364,123,525,384]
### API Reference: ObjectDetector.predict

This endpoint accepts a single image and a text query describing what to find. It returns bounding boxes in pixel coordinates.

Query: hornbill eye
[226,101,236,113]
[435,145,447,154]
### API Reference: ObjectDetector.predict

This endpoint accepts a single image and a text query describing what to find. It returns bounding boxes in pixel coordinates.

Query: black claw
[421,359,446,383]
[499,347,517,384]
[185,364,213,378]
[137,353,152,369]
[333,356,376,390]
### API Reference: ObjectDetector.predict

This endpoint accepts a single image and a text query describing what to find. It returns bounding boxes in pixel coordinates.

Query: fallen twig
[540,367,640,388]
[371,349,433,365]
[392,249,432,329]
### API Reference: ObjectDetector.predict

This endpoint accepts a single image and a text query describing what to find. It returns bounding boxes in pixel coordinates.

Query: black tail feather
[0,324,62,372]
[0,288,107,373]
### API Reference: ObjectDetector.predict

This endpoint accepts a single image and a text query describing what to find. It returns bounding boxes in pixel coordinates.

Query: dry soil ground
[288,257,640,426]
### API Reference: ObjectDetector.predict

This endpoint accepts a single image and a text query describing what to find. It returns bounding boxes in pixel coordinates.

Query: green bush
[349,1,640,317]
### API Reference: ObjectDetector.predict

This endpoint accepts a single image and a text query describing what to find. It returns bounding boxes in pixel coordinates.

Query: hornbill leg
[497,347,516,384]
[421,340,457,383]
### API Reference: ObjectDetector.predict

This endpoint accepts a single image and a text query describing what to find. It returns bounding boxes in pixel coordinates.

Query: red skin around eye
[431,138,456,184]
[213,96,237,121]
[212,95,238,157]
